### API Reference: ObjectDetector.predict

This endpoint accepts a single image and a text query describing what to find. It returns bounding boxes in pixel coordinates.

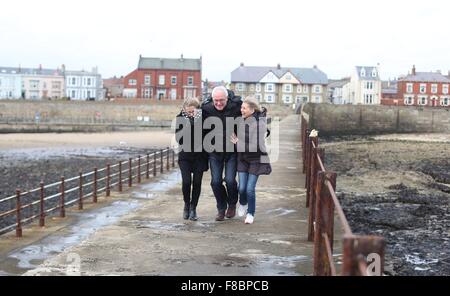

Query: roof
[231,65,328,84]
[138,56,201,71]
[355,66,380,81]
[328,78,350,88]
[398,72,450,83]
[0,66,63,76]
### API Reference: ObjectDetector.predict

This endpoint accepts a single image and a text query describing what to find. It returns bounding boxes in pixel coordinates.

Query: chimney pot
[412,65,416,76]
[240,62,244,67]
[277,63,281,69]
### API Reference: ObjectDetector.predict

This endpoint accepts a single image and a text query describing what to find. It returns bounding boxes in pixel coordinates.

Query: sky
[1,0,450,81]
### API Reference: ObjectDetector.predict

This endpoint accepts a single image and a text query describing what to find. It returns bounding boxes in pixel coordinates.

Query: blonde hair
[243,96,261,112]
[182,97,201,109]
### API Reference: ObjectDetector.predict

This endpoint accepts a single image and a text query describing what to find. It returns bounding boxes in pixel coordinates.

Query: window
[255,94,262,101]
[314,85,322,93]
[443,84,449,94]
[372,69,377,77]
[250,84,254,91]
[441,97,449,106]
[256,84,261,92]
[285,74,292,80]
[187,76,193,86]
[265,83,275,92]
[52,81,61,89]
[71,90,76,98]
[360,69,366,77]
[30,80,39,89]
[283,84,292,93]
[303,85,308,93]
[366,82,373,90]
[87,90,91,98]
[406,83,413,93]
[72,77,76,85]
[87,78,91,86]
[171,76,177,85]
[419,84,426,93]
[282,95,292,103]
[264,94,275,103]
[145,75,151,85]
[364,94,374,104]
[296,95,302,103]
[431,84,438,94]
[144,88,151,98]
[404,96,414,105]
[418,96,427,105]
[236,83,245,91]
[159,75,165,85]
[314,96,321,103]
[129,79,137,86]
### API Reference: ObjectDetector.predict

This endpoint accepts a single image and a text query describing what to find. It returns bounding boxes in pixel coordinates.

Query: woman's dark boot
[183,203,190,220]
[189,207,198,221]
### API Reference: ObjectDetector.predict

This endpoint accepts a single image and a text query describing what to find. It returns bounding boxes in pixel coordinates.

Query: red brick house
[123,55,202,100]
[382,66,450,107]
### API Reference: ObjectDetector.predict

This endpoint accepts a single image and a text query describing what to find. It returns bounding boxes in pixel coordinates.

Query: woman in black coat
[231,96,272,224]
[175,97,208,221]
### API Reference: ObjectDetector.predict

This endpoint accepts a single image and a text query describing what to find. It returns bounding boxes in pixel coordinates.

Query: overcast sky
[1,0,449,81]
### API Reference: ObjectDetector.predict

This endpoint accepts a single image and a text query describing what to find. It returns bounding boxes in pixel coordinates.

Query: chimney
[412,65,416,76]
[436,70,441,74]
[313,65,317,69]
[277,63,281,69]
[18,64,21,73]
[180,54,184,61]
[39,64,42,71]
[240,62,244,67]
[61,64,66,73]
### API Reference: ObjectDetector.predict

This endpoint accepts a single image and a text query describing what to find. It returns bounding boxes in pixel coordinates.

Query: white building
[0,67,23,99]
[64,66,103,100]
[342,66,382,105]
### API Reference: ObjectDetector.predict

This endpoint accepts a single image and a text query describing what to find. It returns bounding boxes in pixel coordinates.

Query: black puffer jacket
[201,90,242,156]
[175,109,208,172]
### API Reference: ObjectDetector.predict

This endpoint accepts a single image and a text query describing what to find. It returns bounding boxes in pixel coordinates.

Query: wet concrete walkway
[0,115,312,276]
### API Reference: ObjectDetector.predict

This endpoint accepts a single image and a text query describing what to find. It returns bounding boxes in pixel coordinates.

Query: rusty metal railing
[0,147,177,237]
[301,114,385,276]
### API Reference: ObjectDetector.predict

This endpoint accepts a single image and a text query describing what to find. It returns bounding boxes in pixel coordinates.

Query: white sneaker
[238,204,248,217]
[244,214,254,224]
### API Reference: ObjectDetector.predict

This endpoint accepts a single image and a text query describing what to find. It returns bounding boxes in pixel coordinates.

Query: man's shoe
[244,213,254,224]
[238,204,248,217]
[189,208,198,221]
[183,203,190,220]
[225,206,236,219]
[215,211,225,221]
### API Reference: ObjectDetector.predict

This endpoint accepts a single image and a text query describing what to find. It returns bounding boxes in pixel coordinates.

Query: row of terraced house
[0,65,103,100]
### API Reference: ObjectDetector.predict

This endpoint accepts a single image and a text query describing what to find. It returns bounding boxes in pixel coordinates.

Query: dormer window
[360,69,366,77]
[372,70,377,77]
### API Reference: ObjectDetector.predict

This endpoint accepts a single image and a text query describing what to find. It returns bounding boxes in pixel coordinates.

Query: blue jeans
[238,172,259,216]
[209,153,238,212]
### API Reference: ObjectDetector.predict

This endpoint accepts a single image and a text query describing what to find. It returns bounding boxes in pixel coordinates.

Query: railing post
[128,158,132,188]
[78,171,83,210]
[160,149,164,173]
[118,161,123,192]
[308,146,324,242]
[313,170,336,276]
[39,181,45,227]
[106,164,111,197]
[166,147,170,170]
[16,189,22,237]
[153,152,157,177]
[172,149,175,167]
[342,235,385,276]
[138,155,141,183]
[306,133,317,208]
[60,176,65,218]
[93,168,98,203]
[304,129,311,192]
[146,154,150,179]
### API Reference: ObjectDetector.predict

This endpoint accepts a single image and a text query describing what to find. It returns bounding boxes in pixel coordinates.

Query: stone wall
[301,103,450,135]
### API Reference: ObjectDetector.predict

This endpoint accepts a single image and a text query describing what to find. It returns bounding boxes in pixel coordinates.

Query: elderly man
[202,86,242,221]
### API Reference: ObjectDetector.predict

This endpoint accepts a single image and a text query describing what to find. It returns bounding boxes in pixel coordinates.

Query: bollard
[79,171,83,210]
[146,154,150,179]
[60,176,65,218]
[118,161,123,192]
[16,189,22,237]
[39,182,45,227]
[106,164,111,197]
[93,168,98,203]
[313,171,337,276]
[128,158,132,188]
[138,156,141,183]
